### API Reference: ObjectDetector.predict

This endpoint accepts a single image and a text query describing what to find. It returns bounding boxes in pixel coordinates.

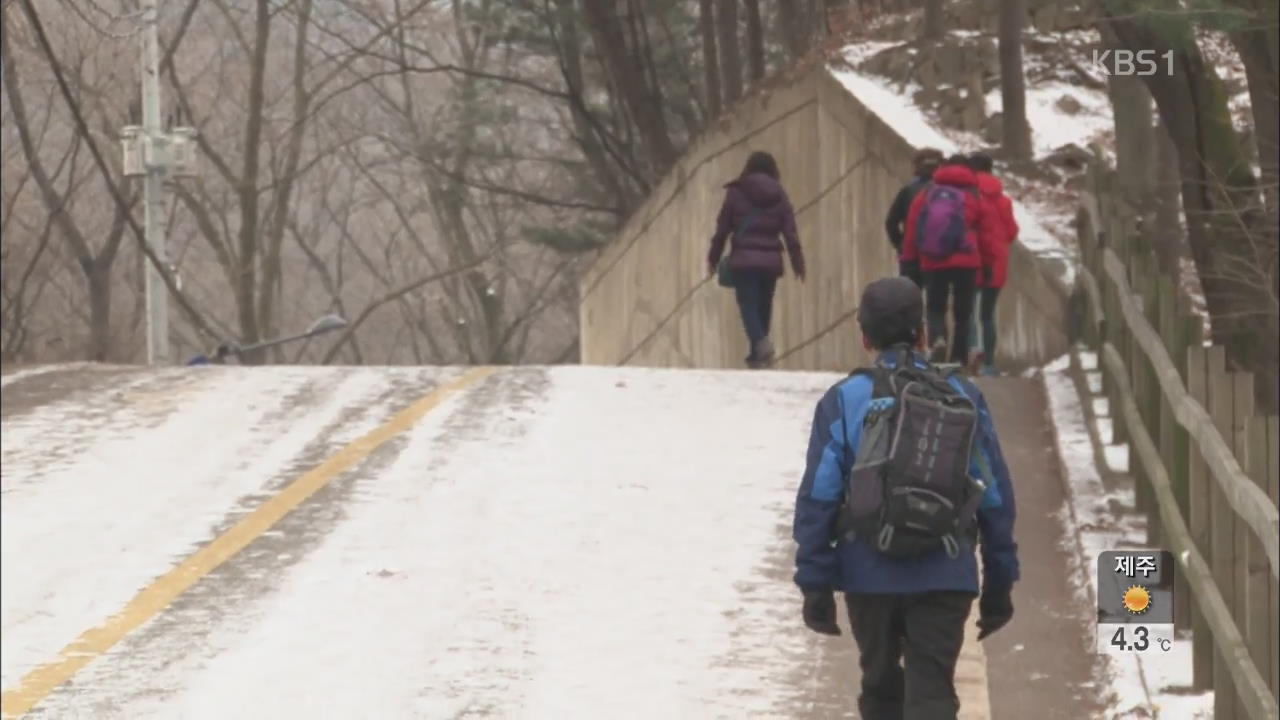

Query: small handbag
[716,256,735,288]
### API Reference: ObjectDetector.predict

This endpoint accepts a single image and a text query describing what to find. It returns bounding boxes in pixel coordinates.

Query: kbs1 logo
[1091,49,1175,76]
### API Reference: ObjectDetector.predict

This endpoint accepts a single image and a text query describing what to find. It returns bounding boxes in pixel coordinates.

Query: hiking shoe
[754,337,776,367]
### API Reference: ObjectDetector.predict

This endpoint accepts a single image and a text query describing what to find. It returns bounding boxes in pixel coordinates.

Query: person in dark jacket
[900,154,987,364]
[793,276,1019,720]
[707,151,806,368]
[885,148,944,287]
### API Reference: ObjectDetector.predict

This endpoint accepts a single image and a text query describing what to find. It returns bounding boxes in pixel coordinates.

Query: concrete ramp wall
[579,69,1069,372]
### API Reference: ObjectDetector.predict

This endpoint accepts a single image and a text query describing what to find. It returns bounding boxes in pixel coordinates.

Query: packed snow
[982,81,1113,159]
[12,365,993,718]
[1043,351,1212,719]
[829,56,960,155]
[1,367,455,691]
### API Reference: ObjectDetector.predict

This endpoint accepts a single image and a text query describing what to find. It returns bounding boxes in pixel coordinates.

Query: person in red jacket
[966,153,1019,375]
[901,154,985,364]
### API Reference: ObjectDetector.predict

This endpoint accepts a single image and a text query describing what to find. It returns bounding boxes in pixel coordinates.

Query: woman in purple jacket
[706,152,807,368]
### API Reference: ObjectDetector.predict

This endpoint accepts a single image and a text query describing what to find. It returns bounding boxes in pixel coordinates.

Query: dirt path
[977,376,1106,719]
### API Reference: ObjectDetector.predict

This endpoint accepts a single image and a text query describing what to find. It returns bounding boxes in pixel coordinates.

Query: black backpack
[835,347,988,559]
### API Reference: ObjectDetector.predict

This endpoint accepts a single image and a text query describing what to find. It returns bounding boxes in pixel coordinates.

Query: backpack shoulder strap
[849,365,895,400]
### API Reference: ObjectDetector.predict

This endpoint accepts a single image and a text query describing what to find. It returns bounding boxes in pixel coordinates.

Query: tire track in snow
[19,368,464,719]
[0,368,447,699]
[0,367,207,493]
[113,368,545,719]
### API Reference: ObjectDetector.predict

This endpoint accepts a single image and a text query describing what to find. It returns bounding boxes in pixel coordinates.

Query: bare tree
[2,8,135,361]
[1101,4,1278,413]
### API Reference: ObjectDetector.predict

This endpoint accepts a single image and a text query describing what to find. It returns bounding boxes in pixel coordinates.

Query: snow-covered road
[1,364,1005,719]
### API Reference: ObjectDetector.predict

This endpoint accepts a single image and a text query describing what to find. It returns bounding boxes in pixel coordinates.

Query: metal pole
[140,0,170,365]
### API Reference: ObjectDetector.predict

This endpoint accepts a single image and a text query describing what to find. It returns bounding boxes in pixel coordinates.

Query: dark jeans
[846,591,976,720]
[733,269,777,348]
[925,269,977,363]
[968,287,1001,362]
[899,260,924,289]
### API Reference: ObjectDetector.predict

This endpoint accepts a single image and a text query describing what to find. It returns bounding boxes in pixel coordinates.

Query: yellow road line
[1,366,497,719]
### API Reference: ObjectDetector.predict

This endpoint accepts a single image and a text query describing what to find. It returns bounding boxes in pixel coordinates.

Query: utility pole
[140,0,169,365]
[121,0,196,365]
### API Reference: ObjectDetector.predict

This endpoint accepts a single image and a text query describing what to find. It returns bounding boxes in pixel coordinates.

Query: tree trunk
[1107,72,1167,265]
[922,0,944,41]
[85,261,113,362]
[776,0,808,58]
[1102,8,1277,414]
[699,0,722,117]
[716,0,743,104]
[1108,73,1154,210]
[1152,118,1185,273]
[235,0,273,363]
[1228,6,1278,278]
[744,0,765,84]
[998,0,1032,162]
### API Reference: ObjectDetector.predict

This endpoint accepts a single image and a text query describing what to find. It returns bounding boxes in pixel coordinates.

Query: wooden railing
[1074,159,1279,720]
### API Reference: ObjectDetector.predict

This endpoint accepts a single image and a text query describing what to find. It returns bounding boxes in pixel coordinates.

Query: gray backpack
[835,349,988,559]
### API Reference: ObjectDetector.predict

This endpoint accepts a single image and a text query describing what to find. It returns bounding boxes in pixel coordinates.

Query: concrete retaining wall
[579,68,1069,372]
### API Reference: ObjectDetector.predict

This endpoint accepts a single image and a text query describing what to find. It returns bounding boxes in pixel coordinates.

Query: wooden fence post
[1269,416,1279,699]
[1139,261,1161,545]
[1187,344,1213,690]
[1245,413,1273,706]
[1171,310,1202,632]
[1107,217,1129,448]
[1230,373,1254,718]
[1207,353,1237,720]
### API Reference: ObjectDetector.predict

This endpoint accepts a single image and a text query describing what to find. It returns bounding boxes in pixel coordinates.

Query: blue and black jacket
[792,351,1020,595]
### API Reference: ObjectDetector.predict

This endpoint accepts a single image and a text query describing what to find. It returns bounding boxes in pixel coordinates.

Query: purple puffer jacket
[707,173,805,278]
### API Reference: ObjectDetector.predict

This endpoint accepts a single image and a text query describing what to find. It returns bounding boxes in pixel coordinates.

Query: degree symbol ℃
[1158,638,1171,652]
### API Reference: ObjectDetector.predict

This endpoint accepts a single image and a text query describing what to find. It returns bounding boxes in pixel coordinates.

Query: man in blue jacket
[792,276,1019,720]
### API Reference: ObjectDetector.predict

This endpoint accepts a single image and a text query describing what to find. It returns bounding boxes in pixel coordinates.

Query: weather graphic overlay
[1122,585,1151,615]
[1097,551,1176,655]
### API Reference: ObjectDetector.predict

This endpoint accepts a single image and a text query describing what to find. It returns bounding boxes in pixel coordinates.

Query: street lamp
[186,314,349,365]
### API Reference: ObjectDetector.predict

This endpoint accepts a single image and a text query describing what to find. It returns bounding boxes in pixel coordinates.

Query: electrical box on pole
[170,127,199,178]
[121,126,145,177]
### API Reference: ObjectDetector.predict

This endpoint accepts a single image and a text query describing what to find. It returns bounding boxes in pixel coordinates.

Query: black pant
[976,286,1000,362]
[846,591,976,720]
[733,270,777,348]
[925,269,977,363]
[899,260,924,289]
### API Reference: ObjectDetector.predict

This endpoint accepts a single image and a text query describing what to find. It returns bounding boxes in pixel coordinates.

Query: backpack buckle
[941,534,960,559]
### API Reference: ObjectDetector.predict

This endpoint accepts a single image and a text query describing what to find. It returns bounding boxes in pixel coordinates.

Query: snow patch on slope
[984,81,1113,158]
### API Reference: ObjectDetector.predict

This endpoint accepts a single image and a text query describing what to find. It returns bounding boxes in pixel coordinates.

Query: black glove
[976,585,1014,640]
[801,588,841,636]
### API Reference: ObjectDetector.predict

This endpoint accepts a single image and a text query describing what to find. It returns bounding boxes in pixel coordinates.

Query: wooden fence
[1074,159,1280,720]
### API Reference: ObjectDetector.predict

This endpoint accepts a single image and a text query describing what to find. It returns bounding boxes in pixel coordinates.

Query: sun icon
[1123,585,1152,614]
